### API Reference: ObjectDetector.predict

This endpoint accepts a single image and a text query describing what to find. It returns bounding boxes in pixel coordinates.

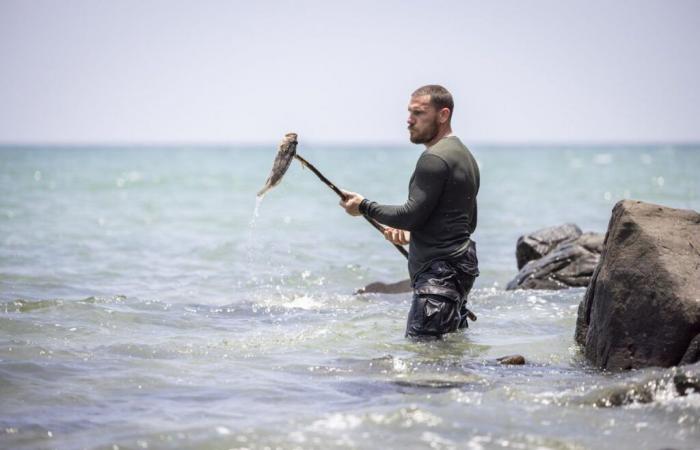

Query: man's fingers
[340,189,357,204]
[381,228,409,245]
[396,232,406,245]
[397,231,406,245]
[382,228,408,245]
[338,193,363,217]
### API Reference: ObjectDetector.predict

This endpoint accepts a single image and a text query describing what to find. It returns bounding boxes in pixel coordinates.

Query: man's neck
[425,126,454,148]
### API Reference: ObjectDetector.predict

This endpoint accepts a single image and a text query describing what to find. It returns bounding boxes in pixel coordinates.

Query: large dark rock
[575,200,700,370]
[507,227,604,290]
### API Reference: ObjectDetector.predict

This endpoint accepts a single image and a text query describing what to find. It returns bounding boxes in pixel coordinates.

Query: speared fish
[257,132,410,260]
[257,132,298,197]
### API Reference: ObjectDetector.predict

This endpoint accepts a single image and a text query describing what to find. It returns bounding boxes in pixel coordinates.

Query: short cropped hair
[412,85,454,119]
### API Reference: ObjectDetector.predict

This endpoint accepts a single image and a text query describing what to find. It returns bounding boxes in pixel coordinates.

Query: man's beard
[408,119,439,144]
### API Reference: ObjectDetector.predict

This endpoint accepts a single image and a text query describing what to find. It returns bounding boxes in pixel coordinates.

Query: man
[339,85,480,339]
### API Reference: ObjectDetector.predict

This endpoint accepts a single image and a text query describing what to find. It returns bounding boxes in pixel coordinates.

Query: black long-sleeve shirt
[360,136,480,281]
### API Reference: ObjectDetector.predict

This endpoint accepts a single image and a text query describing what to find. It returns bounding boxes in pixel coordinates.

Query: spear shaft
[293,154,409,259]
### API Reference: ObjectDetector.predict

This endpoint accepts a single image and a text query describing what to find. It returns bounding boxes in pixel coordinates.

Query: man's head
[407,85,454,145]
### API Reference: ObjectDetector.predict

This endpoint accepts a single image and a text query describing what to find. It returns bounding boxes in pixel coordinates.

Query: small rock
[497,354,526,365]
[355,279,412,294]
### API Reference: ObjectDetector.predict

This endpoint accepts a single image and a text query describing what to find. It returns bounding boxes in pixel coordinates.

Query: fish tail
[257,185,270,197]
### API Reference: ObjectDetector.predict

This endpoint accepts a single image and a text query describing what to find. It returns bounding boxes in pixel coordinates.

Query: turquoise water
[1,143,699,449]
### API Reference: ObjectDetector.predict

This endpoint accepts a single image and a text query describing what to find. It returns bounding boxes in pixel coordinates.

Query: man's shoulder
[429,136,471,161]
[416,150,449,173]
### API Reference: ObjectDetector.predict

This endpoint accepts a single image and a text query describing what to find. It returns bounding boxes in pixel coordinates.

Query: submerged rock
[392,379,475,390]
[496,354,526,365]
[575,200,700,370]
[577,362,700,407]
[355,279,412,294]
[507,225,604,290]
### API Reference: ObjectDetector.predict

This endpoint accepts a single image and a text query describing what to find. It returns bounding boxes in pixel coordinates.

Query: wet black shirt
[360,136,480,281]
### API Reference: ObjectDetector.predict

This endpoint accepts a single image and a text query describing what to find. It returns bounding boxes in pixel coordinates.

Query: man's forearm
[360,199,427,230]
[359,152,448,230]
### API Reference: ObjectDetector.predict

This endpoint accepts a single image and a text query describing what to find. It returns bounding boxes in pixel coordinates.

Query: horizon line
[1,139,700,148]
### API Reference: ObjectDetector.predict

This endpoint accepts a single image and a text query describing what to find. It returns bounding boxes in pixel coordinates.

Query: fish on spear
[257,132,409,258]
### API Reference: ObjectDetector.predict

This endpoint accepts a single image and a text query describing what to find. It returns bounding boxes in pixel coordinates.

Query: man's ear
[439,107,451,124]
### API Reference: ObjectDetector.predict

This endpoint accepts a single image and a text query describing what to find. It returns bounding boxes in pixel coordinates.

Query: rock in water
[355,279,412,294]
[497,355,526,365]
[576,361,700,407]
[575,200,700,370]
[515,223,582,270]
[507,228,604,290]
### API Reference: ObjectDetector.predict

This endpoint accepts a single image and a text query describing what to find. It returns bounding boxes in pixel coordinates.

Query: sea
[1,143,699,449]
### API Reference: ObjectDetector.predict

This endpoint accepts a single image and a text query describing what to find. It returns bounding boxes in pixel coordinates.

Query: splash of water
[246,195,266,272]
[250,194,265,228]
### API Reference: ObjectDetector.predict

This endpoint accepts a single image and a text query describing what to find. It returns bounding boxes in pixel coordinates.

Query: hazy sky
[1,0,699,144]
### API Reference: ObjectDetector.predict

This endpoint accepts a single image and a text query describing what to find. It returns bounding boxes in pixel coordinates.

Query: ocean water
[1,143,699,449]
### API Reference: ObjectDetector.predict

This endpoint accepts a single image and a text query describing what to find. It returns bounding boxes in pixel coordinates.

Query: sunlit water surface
[1,144,699,449]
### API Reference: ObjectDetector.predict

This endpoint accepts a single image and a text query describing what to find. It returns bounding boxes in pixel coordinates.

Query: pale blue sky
[1,0,698,144]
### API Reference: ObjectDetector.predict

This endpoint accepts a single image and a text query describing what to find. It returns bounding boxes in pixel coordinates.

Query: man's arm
[360,153,448,231]
[338,195,410,244]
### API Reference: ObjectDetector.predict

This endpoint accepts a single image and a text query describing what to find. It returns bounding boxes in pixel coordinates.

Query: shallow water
[1,144,699,449]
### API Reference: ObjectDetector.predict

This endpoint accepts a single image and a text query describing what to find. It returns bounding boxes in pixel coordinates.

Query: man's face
[407,95,439,144]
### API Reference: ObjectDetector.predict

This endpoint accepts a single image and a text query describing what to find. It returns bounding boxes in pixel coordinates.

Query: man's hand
[383,227,410,245]
[339,190,365,216]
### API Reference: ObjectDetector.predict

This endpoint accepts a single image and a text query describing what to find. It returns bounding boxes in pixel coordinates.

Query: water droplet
[250,195,264,228]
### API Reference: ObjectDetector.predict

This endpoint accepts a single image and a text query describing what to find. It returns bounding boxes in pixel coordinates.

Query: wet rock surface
[507,224,604,290]
[575,200,700,370]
